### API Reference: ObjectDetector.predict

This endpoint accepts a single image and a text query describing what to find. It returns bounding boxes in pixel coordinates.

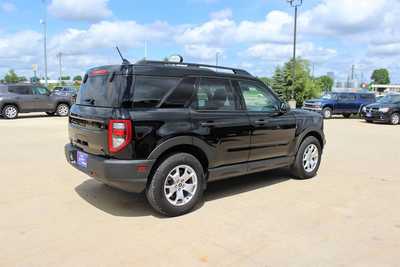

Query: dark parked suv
[65,60,326,216]
[303,92,376,119]
[0,84,72,119]
[363,93,400,125]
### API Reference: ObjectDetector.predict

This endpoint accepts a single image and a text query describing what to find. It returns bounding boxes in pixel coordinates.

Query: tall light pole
[40,0,48,87]
[57,52,63,84]
[287,0,303,108]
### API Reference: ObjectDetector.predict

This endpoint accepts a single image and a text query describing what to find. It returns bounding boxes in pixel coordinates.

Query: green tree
[259,77,272,87]
[73,75,82,82]
[317,75,334,92]
[371,69,390,84]
[270,58,323,106]
[61,76,70,81]
[271,66,288,99]
[4,69,19,83]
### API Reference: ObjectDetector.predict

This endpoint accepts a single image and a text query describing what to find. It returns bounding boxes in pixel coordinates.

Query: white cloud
[184,44,223,61]
[245,42,337,64]
[50,20,173,53]
[49,0,112,22]
[210,8,232,20]
[0,2,16,13]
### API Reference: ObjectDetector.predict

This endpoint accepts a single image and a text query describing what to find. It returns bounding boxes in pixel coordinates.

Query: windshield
[377,94,400,104]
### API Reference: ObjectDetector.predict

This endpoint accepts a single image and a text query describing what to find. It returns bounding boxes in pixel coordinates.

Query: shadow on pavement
[0,113,59,120]
[75,169,291,218]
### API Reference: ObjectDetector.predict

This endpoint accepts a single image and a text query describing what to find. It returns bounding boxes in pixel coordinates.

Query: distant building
[370,84,400,95]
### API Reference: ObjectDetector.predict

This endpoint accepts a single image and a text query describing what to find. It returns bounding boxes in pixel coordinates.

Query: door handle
[254,120,269,125]
[200,121,218,127]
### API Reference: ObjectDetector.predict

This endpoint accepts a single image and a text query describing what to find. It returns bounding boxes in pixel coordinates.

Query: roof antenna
[116,46,131,65]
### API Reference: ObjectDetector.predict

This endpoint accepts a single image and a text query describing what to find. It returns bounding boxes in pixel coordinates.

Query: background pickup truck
[303,92,376,119]
[0,83,73,119]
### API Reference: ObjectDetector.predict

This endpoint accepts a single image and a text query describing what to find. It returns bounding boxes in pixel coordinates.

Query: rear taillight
[108,120,132,153]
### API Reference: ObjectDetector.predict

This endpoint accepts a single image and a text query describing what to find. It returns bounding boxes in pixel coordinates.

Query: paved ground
[1,114,400,267]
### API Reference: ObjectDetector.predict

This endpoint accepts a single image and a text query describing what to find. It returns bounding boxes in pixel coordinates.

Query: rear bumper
[65,144,155,193]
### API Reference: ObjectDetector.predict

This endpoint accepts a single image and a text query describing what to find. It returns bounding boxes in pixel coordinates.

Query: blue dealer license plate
[77,151,88,168]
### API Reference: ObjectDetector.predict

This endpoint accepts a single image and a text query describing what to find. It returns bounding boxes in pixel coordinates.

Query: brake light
[89,69,109,77]
[108,120,132,153]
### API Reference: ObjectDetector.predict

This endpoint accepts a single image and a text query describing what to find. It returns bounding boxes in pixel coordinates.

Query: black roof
[90,60,256,80]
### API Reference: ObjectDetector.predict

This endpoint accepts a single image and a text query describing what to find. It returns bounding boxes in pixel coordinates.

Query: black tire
[390,112,400,125]
[290,136,322,180]
[146,153,205,217]
[343,113,351,118]
[2,105,18,119]
[365,119,373,123]
[322,107,332,119]
[56,104,70,116]
[46,112,55,116]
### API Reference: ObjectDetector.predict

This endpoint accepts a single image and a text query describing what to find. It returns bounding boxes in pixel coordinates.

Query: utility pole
[144,40,148,59]
[40,0,48,87]
[287,0,303,108]
[57,52,63,84]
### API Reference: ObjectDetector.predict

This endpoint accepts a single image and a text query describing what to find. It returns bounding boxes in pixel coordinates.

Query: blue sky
[1,0,400,83]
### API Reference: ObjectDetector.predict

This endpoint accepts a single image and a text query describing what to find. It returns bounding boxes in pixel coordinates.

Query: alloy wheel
[391,113,400,125]
[164,165,198,207]
[303,144,319,173]
[57,104,69,116]
[4,106,17,119]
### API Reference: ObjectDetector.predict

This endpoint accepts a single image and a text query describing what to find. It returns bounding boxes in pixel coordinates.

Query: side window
[339,94,356,102]
[162,77,196,108]
[238,81,279,112]
[33,87,49,95]
[191,78,238,111]
[8,86,32,95]
[133,76,180,108]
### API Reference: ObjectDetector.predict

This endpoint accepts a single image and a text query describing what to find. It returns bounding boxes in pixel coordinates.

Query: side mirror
[280,102,290,113]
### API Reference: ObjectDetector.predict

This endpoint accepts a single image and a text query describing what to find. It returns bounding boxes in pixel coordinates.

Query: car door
[7,85,36,111]
[32,86,52,111]
[235,80,297,161]
[336,93,355,113]
[190,77,251,168]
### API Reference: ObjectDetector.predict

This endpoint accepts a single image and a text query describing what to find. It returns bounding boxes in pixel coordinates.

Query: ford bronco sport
[65,60,326,216]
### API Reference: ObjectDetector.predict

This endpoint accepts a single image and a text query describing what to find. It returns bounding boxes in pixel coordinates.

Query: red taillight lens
[108,120,132,153]
[89,69,109,77]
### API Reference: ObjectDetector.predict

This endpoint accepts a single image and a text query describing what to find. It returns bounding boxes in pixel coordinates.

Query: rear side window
[162,78,196,108]
[359,94,375,100]
[191,78,239,111]
[132,76,180,108]
[8,86,32,95]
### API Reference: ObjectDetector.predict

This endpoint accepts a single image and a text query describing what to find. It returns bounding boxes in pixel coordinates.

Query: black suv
[0,84,72,119]
[364,93,400,125]
[65,60,326,216]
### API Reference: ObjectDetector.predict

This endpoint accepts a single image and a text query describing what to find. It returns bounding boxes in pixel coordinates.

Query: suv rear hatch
[69,66,133,158]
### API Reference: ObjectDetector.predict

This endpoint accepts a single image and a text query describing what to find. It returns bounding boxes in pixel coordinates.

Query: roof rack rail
[135,60,252,76]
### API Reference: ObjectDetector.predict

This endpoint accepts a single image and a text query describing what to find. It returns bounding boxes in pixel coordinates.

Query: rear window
[8,86,32,95]
[76,73,120,107]
[131,76,180,108]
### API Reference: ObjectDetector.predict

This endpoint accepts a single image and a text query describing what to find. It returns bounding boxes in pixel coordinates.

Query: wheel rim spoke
[164,164,198,207]
[303,144,319,173]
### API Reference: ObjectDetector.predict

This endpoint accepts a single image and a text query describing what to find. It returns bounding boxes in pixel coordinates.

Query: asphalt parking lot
[1,114,400,267]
